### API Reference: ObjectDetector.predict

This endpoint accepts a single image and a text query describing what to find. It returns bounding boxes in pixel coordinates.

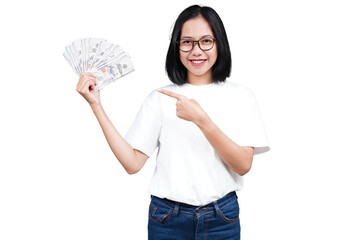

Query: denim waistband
[150,192,238,217]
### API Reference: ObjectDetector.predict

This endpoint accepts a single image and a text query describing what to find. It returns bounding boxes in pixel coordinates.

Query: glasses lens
[178,38,215,51]
[199,38,214,51]
[179,40,193,52]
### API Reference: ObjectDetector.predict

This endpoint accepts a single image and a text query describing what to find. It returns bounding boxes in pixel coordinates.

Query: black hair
[165,5,232,85]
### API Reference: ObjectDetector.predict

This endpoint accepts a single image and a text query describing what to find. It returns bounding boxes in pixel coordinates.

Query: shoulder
[148,83,179,95]
[143,83,179,103]
[222,81,257,100]
[147,83,184,99]
[158,83,180,91]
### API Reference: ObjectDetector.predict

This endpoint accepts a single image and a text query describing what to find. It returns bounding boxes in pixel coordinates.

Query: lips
[190,59,206,63]
[189,59,207,66]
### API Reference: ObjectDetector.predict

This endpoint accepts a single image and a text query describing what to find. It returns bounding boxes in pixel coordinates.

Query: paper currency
[63,38,134,90]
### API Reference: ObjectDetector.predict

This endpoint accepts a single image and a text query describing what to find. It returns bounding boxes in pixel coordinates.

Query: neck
[187,71,213,86]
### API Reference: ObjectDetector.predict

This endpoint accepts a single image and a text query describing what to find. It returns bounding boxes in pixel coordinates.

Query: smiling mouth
[190,59,207,64]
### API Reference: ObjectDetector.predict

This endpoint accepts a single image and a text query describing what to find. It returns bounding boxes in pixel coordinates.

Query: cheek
[179,52,188,66]
[213,45,218,61]
[209,49,218,65]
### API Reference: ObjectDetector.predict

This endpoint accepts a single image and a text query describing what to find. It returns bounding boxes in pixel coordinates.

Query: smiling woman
[166,5,232,86]
[178,16,218,85]
[75,4,269,240]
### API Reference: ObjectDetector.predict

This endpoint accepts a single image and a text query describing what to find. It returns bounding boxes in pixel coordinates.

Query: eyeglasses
[177,37,216,52]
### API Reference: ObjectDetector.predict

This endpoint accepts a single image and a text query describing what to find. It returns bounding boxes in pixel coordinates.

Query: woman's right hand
[76,72,101,107]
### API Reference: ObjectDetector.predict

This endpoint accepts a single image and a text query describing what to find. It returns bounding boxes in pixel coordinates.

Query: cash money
[63,38,134,90]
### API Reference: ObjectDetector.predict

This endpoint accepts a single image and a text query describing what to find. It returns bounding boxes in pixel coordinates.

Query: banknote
[63,50,78,75]
[87,38,107,70]
[63,38,134,90]
[64,43,81,75]
[94,54,134,91]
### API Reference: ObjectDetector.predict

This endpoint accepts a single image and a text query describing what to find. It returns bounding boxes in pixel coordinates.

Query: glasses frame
[177,37,216,52]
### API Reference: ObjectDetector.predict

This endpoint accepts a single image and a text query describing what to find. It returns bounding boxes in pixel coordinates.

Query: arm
[76,72,148,174]
[195,116,254,176]
[158,89,254,176]
[91,104,149,174]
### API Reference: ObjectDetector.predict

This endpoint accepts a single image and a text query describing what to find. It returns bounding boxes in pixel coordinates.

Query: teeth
[192,60,204,63]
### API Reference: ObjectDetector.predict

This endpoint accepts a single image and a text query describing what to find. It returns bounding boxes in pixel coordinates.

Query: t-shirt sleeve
[246,95,270,155]
[229,89,270,155]
[124,91,161,158]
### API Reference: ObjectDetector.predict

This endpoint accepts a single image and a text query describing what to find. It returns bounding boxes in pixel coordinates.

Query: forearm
[196,116,254,176]
[90,104,139,174]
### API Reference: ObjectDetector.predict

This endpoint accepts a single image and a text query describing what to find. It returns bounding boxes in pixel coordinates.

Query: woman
[76,5,269,240]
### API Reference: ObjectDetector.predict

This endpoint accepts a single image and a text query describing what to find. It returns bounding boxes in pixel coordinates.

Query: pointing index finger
[157,89,183,100]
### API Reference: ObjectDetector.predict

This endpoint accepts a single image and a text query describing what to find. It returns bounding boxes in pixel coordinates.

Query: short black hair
[166,5,232,85]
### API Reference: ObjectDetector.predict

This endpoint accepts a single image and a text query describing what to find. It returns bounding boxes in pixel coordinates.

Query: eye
[181,40,192,45]
[200,38,213,45]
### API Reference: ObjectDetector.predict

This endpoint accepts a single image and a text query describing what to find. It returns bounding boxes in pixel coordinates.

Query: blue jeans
[148,191,240,240]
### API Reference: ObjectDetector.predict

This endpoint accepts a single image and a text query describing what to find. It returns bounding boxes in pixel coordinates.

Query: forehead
[181,16,214,38]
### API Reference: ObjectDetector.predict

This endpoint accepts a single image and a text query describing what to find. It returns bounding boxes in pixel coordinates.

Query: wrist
[195,114,213,130]
[90,102,103,113]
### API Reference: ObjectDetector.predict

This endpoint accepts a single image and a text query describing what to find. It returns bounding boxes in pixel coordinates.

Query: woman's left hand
[158,89,209,125]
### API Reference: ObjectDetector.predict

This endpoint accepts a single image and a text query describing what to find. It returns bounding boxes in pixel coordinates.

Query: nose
[191,41,202,54]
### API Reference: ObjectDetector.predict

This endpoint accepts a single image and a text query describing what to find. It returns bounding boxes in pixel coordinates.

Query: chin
[189,69,212,77]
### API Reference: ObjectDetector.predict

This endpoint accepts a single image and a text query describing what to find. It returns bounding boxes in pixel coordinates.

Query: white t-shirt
[125,81,270,206]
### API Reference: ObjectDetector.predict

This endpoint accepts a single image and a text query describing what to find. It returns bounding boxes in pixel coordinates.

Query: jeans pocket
[148,201,173,223]
[218,199,240,223]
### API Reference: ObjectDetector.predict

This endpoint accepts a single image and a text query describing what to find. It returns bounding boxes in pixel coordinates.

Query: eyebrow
[180,35,213,39]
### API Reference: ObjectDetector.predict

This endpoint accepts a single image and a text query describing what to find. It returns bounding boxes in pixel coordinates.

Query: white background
[1,0,359,239]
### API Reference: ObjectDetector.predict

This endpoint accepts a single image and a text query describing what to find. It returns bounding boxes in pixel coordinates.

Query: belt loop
[172,202,180,216]
[213,201,221,218]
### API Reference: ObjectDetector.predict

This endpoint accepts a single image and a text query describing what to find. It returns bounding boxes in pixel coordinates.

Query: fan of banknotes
[63,38,134,91]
